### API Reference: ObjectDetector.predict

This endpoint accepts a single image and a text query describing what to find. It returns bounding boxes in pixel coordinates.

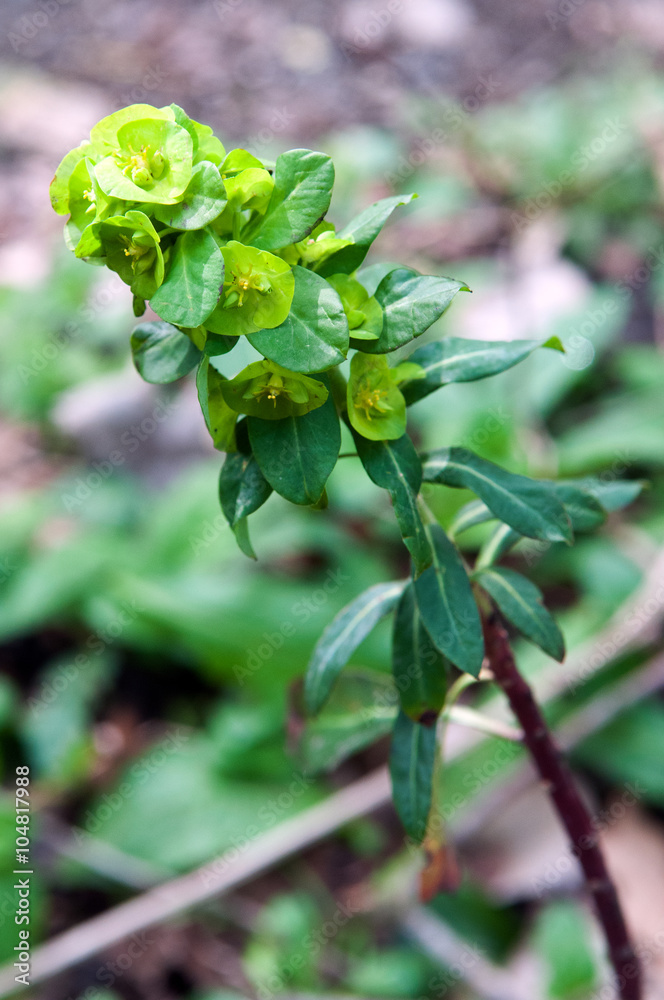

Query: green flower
[326,273,383,341]
[220,360,328,420]
[205,241,295,338]
[169,104,227,166]
[82,210,165,299]
[89,103,174,151]
[50,141,96,215]
[64,156,121,251]
[92,108,194,205]
[347,352,407,441]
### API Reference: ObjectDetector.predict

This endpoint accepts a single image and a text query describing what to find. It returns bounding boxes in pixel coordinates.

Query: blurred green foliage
[2,65,664,999]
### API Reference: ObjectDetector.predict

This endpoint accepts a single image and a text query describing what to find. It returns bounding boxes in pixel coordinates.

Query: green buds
[290,223,354,268]
[220,360,328,420]
[327,273,383,341]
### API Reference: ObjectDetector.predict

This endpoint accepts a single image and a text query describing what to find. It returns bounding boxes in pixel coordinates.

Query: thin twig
[453,649,664,844]
[484,612,642,1000]
[445,704,523,742]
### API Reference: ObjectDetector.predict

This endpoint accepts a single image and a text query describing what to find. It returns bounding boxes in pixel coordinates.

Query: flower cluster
[51,103,453,446]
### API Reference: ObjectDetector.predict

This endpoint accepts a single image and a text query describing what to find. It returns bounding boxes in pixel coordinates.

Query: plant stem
[483,611,642,1000]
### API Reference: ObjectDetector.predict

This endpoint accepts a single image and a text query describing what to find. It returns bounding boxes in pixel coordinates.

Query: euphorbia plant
[52,103,642,999]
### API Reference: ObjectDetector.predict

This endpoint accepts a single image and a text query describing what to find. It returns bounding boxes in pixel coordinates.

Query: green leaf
[413,523,484,676]
[475,523,521,569]
[300,670,397,773]
[392,583,448,723]
[150,229,224,328]
[131,320,201,384]
[449,499,494,538]
[475,566,565,661]
[559,477,644,513]
[474,566,565,663]
[196,357,237,450]
[203,332,238,356]
[251,149,334,250]
[552,483,606,533]
[400,337,552,405]
[360,269,468,354]
[249,266,348,373]
[389,709,437,843]
[230,516,255,560]
[219,451,272,560]
[353,430,431,574]
[422,447,573,544]
[219,452,272,528]
[316,193,417,277]
[304,580,405,715]
[248,379,340,505]
[220,148,265,175]
[154,161,227,230]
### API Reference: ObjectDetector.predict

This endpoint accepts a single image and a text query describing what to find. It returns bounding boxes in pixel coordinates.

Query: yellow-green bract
[220,360,328,420]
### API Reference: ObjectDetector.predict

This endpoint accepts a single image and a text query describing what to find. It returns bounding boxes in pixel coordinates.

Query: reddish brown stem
[483,613,642,1000]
